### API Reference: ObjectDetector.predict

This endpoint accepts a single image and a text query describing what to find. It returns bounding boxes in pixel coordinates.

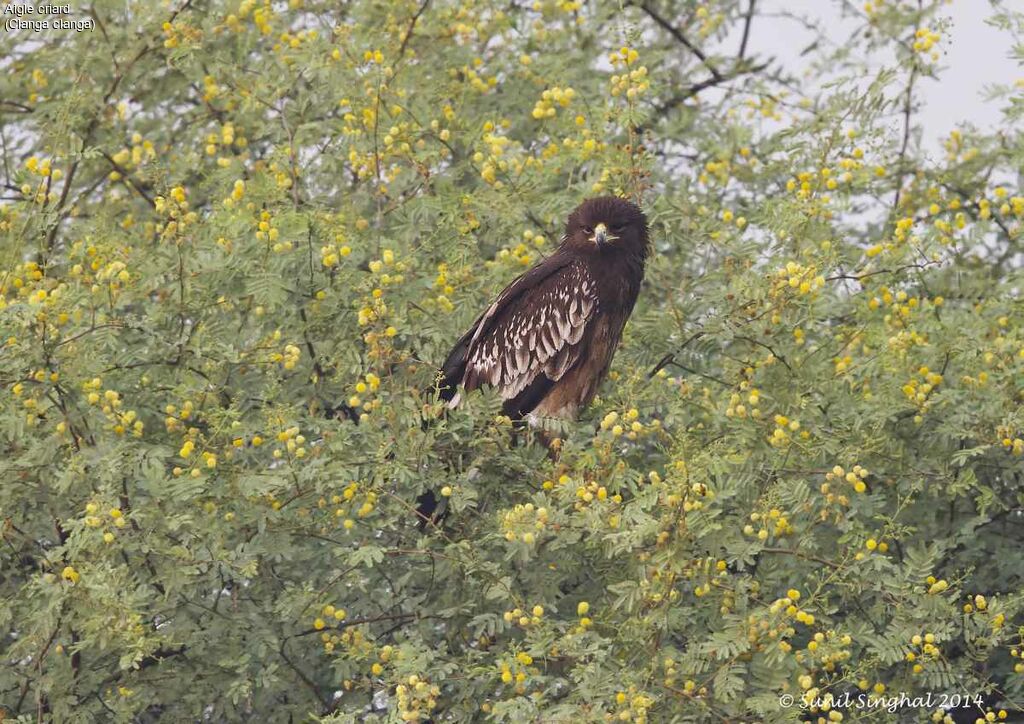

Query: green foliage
[2,0,1024,721]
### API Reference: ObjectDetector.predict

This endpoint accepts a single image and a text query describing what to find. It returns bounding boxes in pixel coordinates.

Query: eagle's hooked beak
[592,222,611,246]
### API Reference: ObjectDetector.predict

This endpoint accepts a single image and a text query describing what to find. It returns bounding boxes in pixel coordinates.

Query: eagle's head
[564,196,649,260]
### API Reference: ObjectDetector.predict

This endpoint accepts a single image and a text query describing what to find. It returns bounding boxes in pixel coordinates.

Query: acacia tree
[2,0,1024,721]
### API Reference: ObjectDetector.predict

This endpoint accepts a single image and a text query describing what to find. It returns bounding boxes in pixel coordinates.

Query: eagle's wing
[439,254,599,417]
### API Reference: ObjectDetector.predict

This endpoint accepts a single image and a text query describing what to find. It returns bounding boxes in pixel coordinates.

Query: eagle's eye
[611,223,625,233]
[581,225,593,235]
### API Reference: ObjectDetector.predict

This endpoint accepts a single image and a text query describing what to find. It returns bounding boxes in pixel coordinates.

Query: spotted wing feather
[440,256,598,416]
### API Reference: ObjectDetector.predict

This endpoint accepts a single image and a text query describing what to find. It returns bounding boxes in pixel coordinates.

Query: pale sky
[740,1,1020,153]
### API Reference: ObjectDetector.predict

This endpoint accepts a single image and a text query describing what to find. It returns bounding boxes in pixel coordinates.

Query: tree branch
[633,1,722,80]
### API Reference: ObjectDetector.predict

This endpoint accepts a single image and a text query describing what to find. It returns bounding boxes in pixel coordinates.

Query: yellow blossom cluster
[796,629,853,675]
[540,472,573,491]
[494,232,546,266]
[81,378,143,438]
[826,464,869,495]
[785,166,851,202]
[725,387,762,419]
[273,425,307,460]
[173,431,214,479]
[598,408,657,440]
[314,603,348,637]
[223,0,274,36]
[768,588,816,627]
[319,623,372,660]
[21,156,62,204]
[912,27,941,61]
[201,74,222,103]
[162,19,203,49]
[501,502,549,544]
[154,186,199,242]
[368,643,396,676]
[343,111,420,188]
[997,425,1024,456]
[524,0,581,20]
[432,263,458,312]
[356,250,403,349]
[320,231,353,268]
[900,365,943,420]
[768,414,805,448]
[609,47,649,99]
[659,473,712,513]
[498,652,538,695]
[316,481,367,531]
[109,132,157,179]
[990,187,1024,219]
[569,479,622,522]
[461,62,498,94]
[0,204,14,233]
[817,474,851,511]
[608,45,639,68]
[502,604,545,628]
[252,210,291,253]
[348,372,382,417]
[745,507,794,539]
[9,379,41,429]
[773,261,825,299]
[349,482,377,521]
[96,259,130,287]
[83,501,127,545]
[23,67,48,104]
[9,367,62,431]
[531,85,575,119]
[854,679,890,697]
[1007,641,1024,674]
[963,593,988,614]
[1,260,51,311]
[393,674,440,722]
[742,94,782,122]
[942,128,980,164]
[905,632,940,674]
[862,535,889,555]
[694,5,724,38]
[862,0,890,20]
[267,343,301,370]
[930,209,967,244]
[698,159,732,186]
[667,672,705,698]
[262,157,294,190]
[163,399,196,433]
[477,122,522,188]
[611,688,654,724]
[273,27,318,59]
[575,600,593,629]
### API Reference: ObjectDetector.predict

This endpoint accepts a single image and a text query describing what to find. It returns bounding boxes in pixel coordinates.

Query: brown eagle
[438,196,649,425]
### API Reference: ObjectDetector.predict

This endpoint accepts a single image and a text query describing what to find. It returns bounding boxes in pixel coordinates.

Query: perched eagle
[439,196,649,425]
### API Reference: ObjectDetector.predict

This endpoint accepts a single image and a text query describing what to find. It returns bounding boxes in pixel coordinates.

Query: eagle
[439,196,650,425]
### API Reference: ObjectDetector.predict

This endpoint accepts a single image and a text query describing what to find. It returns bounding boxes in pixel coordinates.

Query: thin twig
[397,0,430,61]
[633,1,722,80]
[738,0,756,60]
[648,330,705,378]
